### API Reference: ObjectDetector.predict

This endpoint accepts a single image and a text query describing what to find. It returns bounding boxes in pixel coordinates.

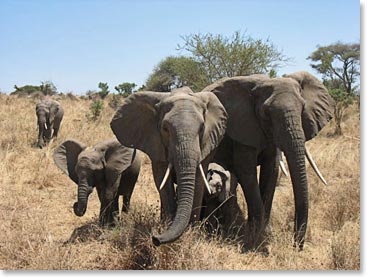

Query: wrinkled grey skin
[110,87,227,246]
[36,99,64,148]
[203,71,335,249]
[201,163,245,238]
[53,138,141,226]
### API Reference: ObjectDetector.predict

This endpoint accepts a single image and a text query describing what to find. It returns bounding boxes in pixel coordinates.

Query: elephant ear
[285,71,335,141]
[53,139,87,184]
[103,140,136,186]
[110,92,168,161]
[49,101,60,123]
[203,75,269,150]
[197,91,228,160]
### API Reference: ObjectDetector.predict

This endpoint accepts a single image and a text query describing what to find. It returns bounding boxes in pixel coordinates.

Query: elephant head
[206,163,232,203]
[36,99,61,148]
[204,71,334,247]
[110,86,227,246]
[53,139,135,217]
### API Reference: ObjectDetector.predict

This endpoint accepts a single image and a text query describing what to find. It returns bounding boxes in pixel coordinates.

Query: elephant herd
[36,71,335,251]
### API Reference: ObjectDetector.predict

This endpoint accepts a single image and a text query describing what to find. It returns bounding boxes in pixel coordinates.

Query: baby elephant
[36,99,64,148]
[53,138,141,227]
[202,163,245,237]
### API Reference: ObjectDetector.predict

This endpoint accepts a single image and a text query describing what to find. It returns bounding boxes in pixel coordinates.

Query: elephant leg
[120,167,139,214]
[98,184,118,227]
[111,196,120,223]
[259,146,279,228]
[52,119,61,139]
[233,143,264,247]
[122,193,131,213]
[52,127,59,139]
[44,124,52,142]
[152,161,177,223]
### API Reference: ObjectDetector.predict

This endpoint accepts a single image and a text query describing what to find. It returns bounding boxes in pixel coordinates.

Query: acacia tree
[177,31,289,83]
[98,82,109,99]
[308,42,360,96]
[145,56,208,92]
[308,42,360,135]
[115,82,137,97]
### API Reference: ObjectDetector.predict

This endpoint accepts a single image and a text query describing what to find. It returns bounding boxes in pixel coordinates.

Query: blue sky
[0,0,360,94]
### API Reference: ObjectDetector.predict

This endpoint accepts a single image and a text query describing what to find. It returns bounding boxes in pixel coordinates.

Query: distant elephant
[110,87,227,246]
[201,163,245,238]
[36,99,64,148]
[203,71,335,249]
[53,138,141,226]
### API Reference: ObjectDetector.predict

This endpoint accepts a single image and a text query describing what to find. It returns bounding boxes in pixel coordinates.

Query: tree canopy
[308,42,360,136]
[115,82,137,97]
[11,81,57,96]
[97,82,110,99]
[177,31,289,83]
[145,56,208,92]
[308,42,360,95]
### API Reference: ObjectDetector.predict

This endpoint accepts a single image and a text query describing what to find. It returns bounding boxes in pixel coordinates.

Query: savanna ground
[0,93,360,270]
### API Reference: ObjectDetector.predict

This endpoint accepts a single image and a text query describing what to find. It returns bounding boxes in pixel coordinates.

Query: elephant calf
[36,99,64,148]
[53,138,141,227]
[201,163,245,238]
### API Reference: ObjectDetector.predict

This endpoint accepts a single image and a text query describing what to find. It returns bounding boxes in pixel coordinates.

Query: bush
[86,99,104,121]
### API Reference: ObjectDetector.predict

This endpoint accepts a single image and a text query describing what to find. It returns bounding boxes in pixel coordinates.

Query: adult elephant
[203,71,334,249]
[110,87,227,246]
[36,99,64,148]
[53,138,141,226]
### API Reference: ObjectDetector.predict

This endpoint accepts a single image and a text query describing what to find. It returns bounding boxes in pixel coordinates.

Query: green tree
[308,42,360,96]
[308,42,360,135]
[11,81,57,96]
[11,84,41,95]
[98,82,109,99]
[323,79,354,136]
[145,56,208,92]
[178,30,289,83]
[115,82,137,97]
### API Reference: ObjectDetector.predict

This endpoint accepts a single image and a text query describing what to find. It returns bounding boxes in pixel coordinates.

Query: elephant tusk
[44,123,47,130]
[199,164,212,194]
[277,148,288,177]
[305,147,328,186]
[159,163,172,191]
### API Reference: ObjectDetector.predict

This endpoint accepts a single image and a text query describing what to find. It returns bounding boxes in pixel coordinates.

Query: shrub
[86,99,104,121]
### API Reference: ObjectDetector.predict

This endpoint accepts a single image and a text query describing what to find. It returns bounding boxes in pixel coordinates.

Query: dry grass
[0,95,360,270]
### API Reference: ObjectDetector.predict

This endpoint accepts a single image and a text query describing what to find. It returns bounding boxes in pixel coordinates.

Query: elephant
[201,163,245,239]
[203,71,335,249]
[53,138,141,226]
[36,99,64,148]
[110,86,228,246]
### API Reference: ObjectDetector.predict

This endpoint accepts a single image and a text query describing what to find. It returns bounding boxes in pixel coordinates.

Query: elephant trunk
[276,111,308,249]
[74,183,93,217]
[152,138,199,246]
[37,121,45,148]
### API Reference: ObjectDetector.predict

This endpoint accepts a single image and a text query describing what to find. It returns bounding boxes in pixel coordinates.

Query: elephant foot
[99,211,119,228]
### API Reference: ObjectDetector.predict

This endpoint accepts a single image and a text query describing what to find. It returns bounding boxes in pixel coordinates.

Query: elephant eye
[260,105,270,120]
[161,122,170,136]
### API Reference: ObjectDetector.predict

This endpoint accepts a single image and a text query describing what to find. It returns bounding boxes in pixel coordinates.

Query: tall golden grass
[0,94,360,270]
